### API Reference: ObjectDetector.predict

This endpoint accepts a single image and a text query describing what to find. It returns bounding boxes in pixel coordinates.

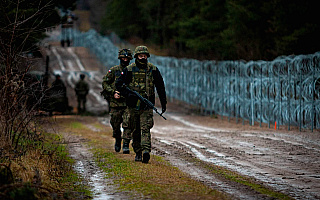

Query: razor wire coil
[55,29,320,130]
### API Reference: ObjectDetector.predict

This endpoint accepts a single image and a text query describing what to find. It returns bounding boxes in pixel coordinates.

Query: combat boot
[142,151,150,163]
[135,152,142,162]
[122,140,130,154]
[114,138,121,152]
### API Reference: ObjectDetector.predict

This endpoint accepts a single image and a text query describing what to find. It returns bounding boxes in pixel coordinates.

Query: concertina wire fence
[60,28,320,131]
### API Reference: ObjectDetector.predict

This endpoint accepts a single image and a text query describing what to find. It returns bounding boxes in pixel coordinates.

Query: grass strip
[56,116,295,199]
[1,128,92,199]
[57,116,229,200]
[200,162,293,200]
[93,148,227,200]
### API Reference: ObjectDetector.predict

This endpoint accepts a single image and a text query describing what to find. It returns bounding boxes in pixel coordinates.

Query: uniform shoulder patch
[108,65,120,72]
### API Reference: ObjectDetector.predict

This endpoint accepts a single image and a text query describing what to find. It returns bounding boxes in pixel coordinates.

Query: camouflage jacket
[115,61,167,110]
[102,65,126,108]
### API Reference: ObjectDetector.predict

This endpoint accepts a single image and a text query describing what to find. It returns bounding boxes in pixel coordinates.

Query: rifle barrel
[126,86,167,120]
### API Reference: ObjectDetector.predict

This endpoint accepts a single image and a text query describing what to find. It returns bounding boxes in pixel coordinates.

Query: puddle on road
[74,160,113,200]
[70,142,118,200]
[90,174,113,200]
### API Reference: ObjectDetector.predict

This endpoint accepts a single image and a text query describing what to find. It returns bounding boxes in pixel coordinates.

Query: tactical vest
[127,63,156,99]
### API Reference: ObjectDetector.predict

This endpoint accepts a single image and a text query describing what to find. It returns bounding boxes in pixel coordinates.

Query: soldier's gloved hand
[161,104,166,114]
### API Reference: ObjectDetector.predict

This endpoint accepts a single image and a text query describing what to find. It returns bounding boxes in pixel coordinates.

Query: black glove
[161,103,166,114]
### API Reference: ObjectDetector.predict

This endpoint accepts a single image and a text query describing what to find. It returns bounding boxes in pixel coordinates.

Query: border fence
[58,28,320,131]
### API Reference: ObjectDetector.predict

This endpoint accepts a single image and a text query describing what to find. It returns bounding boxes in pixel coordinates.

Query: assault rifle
[126,87,167,120]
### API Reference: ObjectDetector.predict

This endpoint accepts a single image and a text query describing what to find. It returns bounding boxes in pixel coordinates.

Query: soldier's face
[120,57,130,66]
[121,57,129,62]
[137,54,147,59]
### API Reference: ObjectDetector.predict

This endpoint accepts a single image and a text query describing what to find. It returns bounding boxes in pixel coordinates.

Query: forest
[100,0,320,61]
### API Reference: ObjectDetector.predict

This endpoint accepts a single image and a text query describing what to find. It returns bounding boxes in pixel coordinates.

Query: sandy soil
[44,40,320,199]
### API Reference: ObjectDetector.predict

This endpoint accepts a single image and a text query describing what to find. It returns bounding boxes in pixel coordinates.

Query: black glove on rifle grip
[161,103,166,114]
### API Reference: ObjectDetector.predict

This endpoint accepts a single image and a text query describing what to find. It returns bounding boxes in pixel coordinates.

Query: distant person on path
[101,49,133,153]
[75,73,89,113]
[116,45,167,163]
[48,74,68,115]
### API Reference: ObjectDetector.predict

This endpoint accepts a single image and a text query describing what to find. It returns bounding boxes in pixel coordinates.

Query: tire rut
[152,113,320,199]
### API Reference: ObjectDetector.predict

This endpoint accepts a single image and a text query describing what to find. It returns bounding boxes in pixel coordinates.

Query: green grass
[58,170,92,198]
[70,121,86,129]
[0,127,92,199]
[56,116,294,200]
[64,119,226,199]
[43,131,93,198]
[202,163,293,200]
[92,148,227,200]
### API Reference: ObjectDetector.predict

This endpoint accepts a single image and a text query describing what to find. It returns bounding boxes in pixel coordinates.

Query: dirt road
[150,105,320,200]
[46,39,320,199]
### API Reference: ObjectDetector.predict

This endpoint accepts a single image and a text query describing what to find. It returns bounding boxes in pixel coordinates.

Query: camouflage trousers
[123,107,154,153]
[109,107,127,139]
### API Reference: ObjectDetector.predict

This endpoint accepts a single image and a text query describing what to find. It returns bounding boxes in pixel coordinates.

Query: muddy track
[151,112,320,200]
[46,41,320,199]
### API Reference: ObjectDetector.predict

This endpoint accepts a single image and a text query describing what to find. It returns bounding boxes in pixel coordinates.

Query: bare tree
[0,0,60,159]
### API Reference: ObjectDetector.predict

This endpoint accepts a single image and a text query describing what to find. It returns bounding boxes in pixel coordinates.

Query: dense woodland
[100,0,320,61]
[0,0,76,57]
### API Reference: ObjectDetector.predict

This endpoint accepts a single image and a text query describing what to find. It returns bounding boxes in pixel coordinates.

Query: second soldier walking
[116,46,167,163]
[102,49,133,153]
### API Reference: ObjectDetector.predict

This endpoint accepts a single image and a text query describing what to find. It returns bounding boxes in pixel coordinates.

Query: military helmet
[118,48,133,60]
[134,46,150,58]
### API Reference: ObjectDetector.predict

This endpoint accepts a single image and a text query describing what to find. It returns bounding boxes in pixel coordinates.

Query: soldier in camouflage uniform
[75,74,89,113]
[102,49,133,153]
[116,45,167,163]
